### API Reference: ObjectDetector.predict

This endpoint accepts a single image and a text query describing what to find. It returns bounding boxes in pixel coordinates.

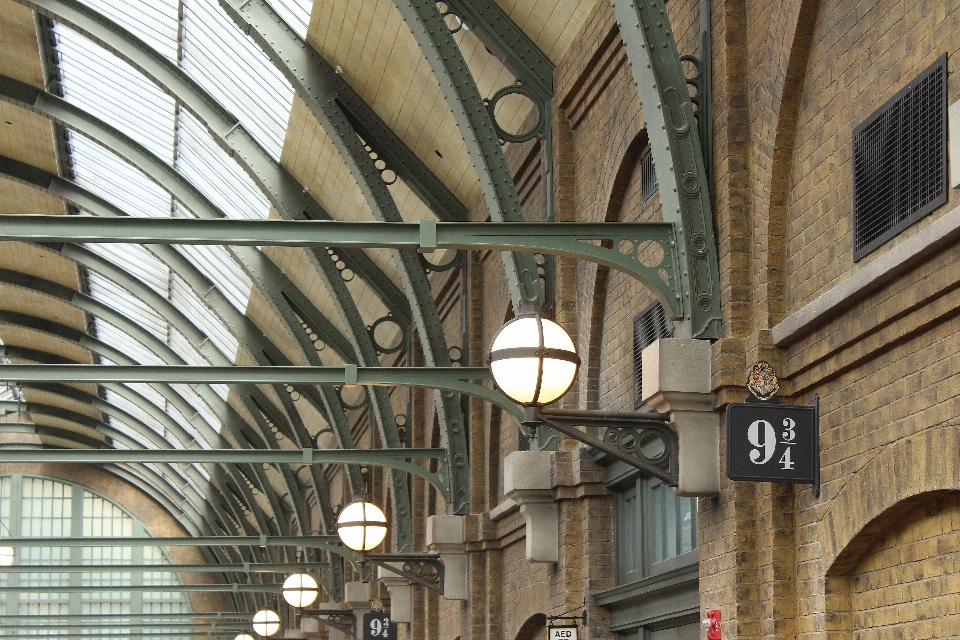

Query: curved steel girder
[0,79,358,362]
[223,0,464,522]
[0,311,292,555]
[12,0,411,324]
[217,1,468,223]
[609,0,721,339]
[441,0,553,98]
[2,375,272,585]
[391,0,543,309]
[0,152,364,503]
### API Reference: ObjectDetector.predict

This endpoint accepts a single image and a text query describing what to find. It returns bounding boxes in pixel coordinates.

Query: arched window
[0,475,192,634]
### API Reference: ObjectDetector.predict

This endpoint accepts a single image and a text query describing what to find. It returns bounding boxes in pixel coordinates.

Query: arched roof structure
[0,0,720,635]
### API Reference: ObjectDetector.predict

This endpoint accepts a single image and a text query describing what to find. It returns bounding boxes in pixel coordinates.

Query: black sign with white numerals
[363,613,396,640]
[726,395,819,494]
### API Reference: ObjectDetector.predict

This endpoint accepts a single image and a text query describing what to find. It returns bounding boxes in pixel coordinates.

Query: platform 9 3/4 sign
[726,396,819,492]
[363,613,395,640]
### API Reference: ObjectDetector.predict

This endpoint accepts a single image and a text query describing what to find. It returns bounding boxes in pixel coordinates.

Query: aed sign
[363,613,395,640]
[726,399,819,486]
[548,626,578,640]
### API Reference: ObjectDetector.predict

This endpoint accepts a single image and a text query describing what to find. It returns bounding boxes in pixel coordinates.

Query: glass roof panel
[92,319,165,366]
[268,0,312,38]
[74,0,179,60]
[85,243,170,297]
[175,108,271,220]
[86,272,168,342]
[55,25,175,161]
[169,272,239,361]
[179,0,293,158]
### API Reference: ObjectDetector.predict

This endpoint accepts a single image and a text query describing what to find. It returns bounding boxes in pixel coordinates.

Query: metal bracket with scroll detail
[534,408,679,486]
[365,553,445,594]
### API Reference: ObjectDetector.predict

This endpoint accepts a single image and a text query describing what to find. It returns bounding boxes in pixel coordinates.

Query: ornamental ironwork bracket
[300,609,357,638]
[365,553,445,594]
[533,408,679,486]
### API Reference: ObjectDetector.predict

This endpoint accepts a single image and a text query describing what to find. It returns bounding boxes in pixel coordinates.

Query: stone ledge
[773,203,960,346]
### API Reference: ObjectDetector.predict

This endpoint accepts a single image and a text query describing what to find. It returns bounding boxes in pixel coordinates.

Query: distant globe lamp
[251,609,281,637]
[336,500,388,552]
[282,572,320,608]
[487,311,580,422]
[235,635,255,640]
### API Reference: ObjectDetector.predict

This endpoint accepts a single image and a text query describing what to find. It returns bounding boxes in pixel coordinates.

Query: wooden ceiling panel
[494,0,594,64]
[0,0,44,88]
[1,325,92,364]
[0,242,81,290]
[243,287,313,367]
[307,0,481,209]
[0,282,86,331]
[0,176,65,213]
[0,103,59,173]
[18,388,102,420]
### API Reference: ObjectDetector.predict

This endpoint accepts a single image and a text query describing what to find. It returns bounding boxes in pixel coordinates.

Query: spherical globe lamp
[252,609,281,637]
[336,500,388,551]
[282,572,320,608]
[235,635,256,640]
[0,546,13,567]
[487,312,580,410]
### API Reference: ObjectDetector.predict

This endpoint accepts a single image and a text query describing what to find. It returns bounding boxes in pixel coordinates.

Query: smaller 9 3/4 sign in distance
[726,395,819,495]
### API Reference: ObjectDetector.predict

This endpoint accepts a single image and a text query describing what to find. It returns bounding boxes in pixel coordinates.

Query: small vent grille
[633,301,674,409]
[518,429,530,451]
[853,55,947,261]
[641,149,658,202]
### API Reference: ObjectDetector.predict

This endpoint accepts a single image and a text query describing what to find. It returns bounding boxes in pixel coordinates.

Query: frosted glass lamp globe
[336,500,388,551]
[488,313,580,407]
[235,635,256,640]
[252,609,281,637]
[282,572,320,608]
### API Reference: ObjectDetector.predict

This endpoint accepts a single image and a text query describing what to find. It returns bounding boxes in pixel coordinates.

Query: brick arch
[582,130,650,410]
[821,424,960,575]
[513,614,547,640]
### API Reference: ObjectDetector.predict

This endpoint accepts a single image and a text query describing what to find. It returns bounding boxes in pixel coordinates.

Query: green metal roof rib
[13,0,411,323]
[0,154,366,515]
[610,0,722,339]
[391,0,544,310]
[222,0,468,520]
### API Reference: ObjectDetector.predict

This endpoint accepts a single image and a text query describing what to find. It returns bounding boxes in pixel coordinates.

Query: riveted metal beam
[610,0,721,338]
[0,534,350,551]
[0,583,282,594]
[442,0,553,97]
[0,364,522,419]
[9,0,411,322]
[0,154,364,517]
[218,2,467,224]
[0,448,453,501]
[0,562,328,574]
[223,0,471,517]
[0,217,684,315]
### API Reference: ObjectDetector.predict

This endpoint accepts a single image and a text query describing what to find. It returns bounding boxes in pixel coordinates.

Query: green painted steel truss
[0,216,687,319]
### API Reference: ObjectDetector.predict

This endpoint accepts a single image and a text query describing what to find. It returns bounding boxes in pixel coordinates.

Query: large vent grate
[633,301,674,409]
[641,149,658,202]
[852,55,947,261]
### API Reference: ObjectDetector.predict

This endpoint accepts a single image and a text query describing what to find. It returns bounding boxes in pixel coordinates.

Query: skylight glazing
[0,476,192,636]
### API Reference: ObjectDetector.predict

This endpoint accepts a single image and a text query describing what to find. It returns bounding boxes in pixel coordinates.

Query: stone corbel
[426,515,467,600]
[377,563,411,624]
[503,450,558,563]
[642,338,720,496]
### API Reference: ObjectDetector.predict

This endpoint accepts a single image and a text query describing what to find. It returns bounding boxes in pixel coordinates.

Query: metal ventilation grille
[641,149,658,202]
[633,301,674,409]
[853,55,947,261]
